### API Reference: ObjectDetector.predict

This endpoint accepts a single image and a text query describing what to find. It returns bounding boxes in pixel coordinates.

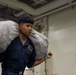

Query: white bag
[0,20,48,60]
[29,29,48,60]
[0,21,19,52]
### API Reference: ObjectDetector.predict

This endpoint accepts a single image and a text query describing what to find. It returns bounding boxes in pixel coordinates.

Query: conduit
[34,1,76,20]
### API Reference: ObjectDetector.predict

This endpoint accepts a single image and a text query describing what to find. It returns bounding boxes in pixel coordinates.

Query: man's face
[19,23,33,36]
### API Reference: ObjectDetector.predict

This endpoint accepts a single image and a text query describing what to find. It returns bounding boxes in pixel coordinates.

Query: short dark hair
[18,14,34,25]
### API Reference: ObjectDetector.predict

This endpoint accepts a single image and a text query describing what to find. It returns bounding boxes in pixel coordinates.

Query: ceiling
[0,0,76,21]
[18,0,55,9]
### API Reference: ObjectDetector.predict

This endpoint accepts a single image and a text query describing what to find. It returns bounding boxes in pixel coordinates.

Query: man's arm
[33,52,52,67]
[0,51,6,62]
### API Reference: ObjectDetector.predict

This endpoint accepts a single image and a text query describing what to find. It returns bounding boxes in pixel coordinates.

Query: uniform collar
[17,36,31,46]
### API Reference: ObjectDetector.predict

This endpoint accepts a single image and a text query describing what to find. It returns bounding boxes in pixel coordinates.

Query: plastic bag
[0,20,19,52]
[0,20,48,60]
[29,29,48,60]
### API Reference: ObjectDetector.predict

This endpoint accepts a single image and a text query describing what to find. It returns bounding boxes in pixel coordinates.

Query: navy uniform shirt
[0,36,36,72]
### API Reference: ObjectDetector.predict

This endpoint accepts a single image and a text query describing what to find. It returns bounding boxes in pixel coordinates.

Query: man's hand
[33,52,52,67]
[46,52,52,59]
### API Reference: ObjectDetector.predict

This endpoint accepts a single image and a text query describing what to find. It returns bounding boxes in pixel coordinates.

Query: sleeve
[0,51,6,62]
[27,49,36,68]
[0,45,9,63]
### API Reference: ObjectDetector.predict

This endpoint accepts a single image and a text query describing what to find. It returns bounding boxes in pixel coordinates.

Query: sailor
[0,14,52,75]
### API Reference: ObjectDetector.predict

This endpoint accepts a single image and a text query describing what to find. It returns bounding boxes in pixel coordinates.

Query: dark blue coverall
[0,36,36,75]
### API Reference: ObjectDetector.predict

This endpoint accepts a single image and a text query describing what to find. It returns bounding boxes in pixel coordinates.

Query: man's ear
[19,24,22,30]
[19,24,21,28]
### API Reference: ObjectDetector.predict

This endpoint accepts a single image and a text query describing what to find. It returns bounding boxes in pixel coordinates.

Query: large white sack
[0,21,19,52]
[0,20,48,60]
[29,29,48,60]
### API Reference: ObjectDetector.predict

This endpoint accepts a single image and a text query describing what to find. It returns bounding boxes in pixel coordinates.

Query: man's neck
[19,34,27,45]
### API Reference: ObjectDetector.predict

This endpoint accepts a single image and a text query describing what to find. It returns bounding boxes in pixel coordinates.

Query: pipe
[34,1,76,20]
[13,11,26,17]
[44,16,49,75]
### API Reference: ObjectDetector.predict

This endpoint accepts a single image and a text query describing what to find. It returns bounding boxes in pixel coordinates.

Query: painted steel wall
[47,6,76,75]
[34,5,76,75]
